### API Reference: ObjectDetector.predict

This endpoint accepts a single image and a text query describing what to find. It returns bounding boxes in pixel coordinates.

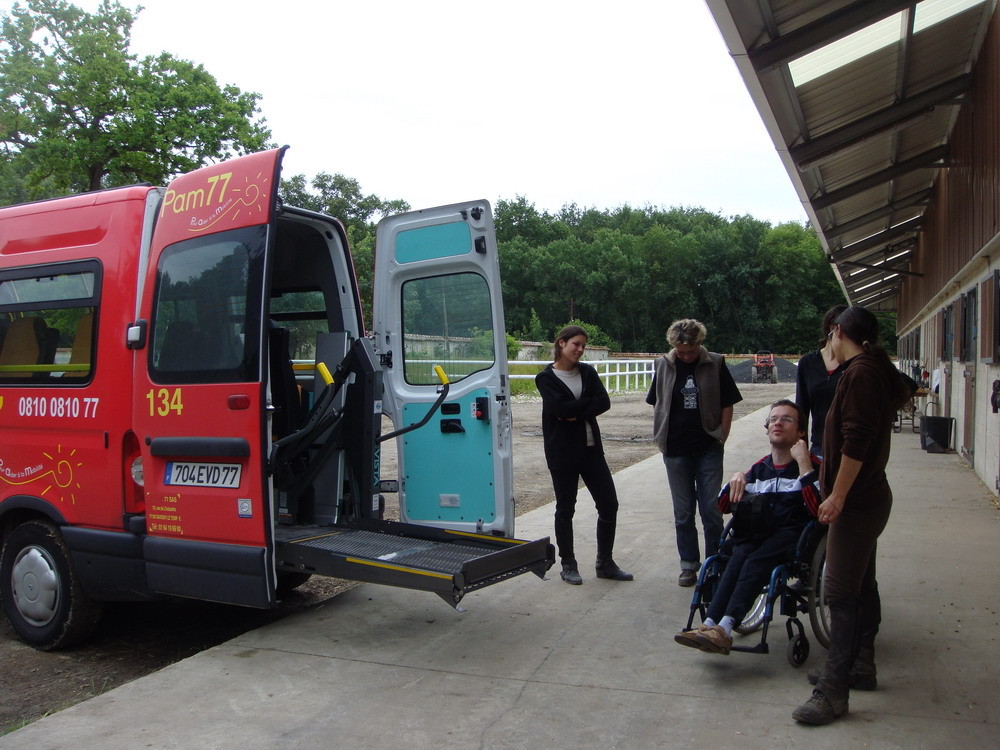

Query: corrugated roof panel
[704,0,998,311]
[816,138,895,190]
[769,0,855,35]
[795,47,899,137]
[907,10,986,90]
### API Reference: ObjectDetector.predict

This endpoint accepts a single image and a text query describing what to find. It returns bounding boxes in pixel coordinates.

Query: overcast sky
[5,0,808,224]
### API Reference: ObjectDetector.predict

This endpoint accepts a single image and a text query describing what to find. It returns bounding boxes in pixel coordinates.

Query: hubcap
[11,545,59,627]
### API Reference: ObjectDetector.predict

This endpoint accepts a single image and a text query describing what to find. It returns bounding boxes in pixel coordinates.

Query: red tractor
[751,350,777,384]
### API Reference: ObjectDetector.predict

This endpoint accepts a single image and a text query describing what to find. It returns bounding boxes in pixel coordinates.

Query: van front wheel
[0,520,103,650]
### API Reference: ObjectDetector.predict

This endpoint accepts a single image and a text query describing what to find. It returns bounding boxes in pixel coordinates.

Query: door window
[149,226,266,384]
[401,272,495,385]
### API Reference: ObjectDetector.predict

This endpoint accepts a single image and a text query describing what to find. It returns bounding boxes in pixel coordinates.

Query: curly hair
[666,319,707,348]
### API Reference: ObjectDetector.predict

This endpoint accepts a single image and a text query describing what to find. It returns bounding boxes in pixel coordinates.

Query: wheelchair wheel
[807,533,831,649]
[787,632,810,666]
[734,588,767,635]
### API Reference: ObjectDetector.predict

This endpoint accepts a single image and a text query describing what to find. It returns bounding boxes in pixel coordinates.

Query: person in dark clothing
[674,399,821,654]
[796,304,847,456]
[535,325,633,585]
[793,306,915,726]
[647,319,742,587]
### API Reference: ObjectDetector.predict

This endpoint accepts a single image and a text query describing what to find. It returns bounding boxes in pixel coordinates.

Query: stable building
[707,0,1000,499]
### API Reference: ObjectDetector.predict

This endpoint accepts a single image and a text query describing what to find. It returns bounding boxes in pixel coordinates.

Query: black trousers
[705,525,803,625]
[549,448,620,565]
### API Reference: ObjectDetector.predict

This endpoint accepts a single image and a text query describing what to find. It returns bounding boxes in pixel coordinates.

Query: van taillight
[123,432,145,514]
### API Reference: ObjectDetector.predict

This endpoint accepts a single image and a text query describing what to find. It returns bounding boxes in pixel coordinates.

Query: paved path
[3,402,998,749]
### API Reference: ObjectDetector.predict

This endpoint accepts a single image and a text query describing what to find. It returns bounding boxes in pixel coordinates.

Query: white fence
[511,359,655,393]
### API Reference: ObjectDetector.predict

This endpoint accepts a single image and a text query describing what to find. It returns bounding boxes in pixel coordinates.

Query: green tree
[0,0,270,197]
[279,173,409,327]
[564,319,621,353]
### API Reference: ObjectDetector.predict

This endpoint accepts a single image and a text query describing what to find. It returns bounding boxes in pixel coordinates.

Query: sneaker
[695,624,732,655]
[673,624,708,650]
[678,569,697,587]
[807,668,877,691]
[560,564,583,585]
[792,689,848,725]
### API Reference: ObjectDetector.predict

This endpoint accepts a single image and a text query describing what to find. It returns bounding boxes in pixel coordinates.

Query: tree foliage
[498,200,850,355]
[280,172,410,328]
[0,0,270,197]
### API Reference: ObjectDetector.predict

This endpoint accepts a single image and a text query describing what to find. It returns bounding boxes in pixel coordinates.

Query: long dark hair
[819,304,847,346]
[836,306,880,352]
[836,306,912,409]
[552,325,587,362]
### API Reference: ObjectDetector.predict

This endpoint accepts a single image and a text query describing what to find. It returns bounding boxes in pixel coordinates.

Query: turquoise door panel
[401,390,495,525]
[395,222,472,263]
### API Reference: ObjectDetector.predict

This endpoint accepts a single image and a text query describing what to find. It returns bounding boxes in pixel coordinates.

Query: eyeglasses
[767,415,797,425]
[827,325,839,340]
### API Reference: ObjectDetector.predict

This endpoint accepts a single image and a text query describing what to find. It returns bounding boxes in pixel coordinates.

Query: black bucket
[920,416,954,453]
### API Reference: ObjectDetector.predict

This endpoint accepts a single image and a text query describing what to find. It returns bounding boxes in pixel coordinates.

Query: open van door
[373,202,514,537]
[131,149,283,608]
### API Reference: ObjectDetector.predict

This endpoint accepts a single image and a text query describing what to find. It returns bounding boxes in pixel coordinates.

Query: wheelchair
[681,519,830,666]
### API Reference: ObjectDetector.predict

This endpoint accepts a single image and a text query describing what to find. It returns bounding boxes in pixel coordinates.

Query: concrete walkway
[3,401,998,749]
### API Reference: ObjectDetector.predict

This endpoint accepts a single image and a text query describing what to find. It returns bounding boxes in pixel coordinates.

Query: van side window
[0,264,99,384]
[401,272,495,385]
[149,226,266,384]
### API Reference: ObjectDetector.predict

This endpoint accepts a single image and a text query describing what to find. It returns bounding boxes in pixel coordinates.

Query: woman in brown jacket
[793,306,914,725]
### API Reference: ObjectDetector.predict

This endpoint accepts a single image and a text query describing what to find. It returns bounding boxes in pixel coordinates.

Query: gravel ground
[1,382,792,734]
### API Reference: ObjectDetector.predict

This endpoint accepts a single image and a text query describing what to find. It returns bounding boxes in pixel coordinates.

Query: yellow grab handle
[317,361,334,386]
[433,365,449,385]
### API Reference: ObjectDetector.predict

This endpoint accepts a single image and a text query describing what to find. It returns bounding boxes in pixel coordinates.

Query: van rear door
[132,149,283,607]
[373,203,514,537]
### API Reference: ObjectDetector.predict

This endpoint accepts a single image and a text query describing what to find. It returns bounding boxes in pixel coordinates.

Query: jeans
[663,442,725,569]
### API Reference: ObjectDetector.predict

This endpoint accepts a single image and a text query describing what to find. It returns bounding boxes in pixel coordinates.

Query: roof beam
[749,0,916,74]
[853,284,901,307]
[811,146,947,210]
[831,216,924,260]
[823,187,934,238]
[841,258,922,280]
[790,75,972,168]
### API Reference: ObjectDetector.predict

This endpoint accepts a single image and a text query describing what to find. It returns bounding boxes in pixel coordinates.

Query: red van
[0,149,552,650]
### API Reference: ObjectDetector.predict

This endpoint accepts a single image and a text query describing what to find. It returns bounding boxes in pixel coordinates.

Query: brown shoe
[673,625,707,650]
[792,689,848,725]
[695,624,733,655]
[678,569,697,587]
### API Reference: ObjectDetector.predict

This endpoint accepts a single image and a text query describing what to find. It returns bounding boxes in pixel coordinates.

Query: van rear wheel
[0,520,103,650]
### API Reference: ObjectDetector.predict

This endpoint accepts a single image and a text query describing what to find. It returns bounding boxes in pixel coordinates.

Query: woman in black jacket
[535,325,633,585]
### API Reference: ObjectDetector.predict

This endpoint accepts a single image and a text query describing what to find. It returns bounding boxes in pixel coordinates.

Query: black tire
[787,632,810,666]
[276,571,313,595]
[1,520,103,650]
[807,534,831,649]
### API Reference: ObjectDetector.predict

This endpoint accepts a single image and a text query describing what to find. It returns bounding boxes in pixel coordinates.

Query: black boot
[853,582,881,689]
[595,558,633,581]
[807,586,880,690]
[560,562,583,585]
[794,596,858,724]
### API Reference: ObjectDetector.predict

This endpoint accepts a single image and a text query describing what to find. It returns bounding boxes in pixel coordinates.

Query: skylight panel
[787,0,987,87]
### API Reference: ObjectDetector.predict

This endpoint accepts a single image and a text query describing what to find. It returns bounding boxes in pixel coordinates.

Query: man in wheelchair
[674,399,821,654]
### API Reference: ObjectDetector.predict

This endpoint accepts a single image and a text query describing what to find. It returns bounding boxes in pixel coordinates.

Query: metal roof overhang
[705,0,998,313]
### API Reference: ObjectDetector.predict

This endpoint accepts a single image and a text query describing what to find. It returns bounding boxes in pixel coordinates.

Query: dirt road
[1,383,792,734]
